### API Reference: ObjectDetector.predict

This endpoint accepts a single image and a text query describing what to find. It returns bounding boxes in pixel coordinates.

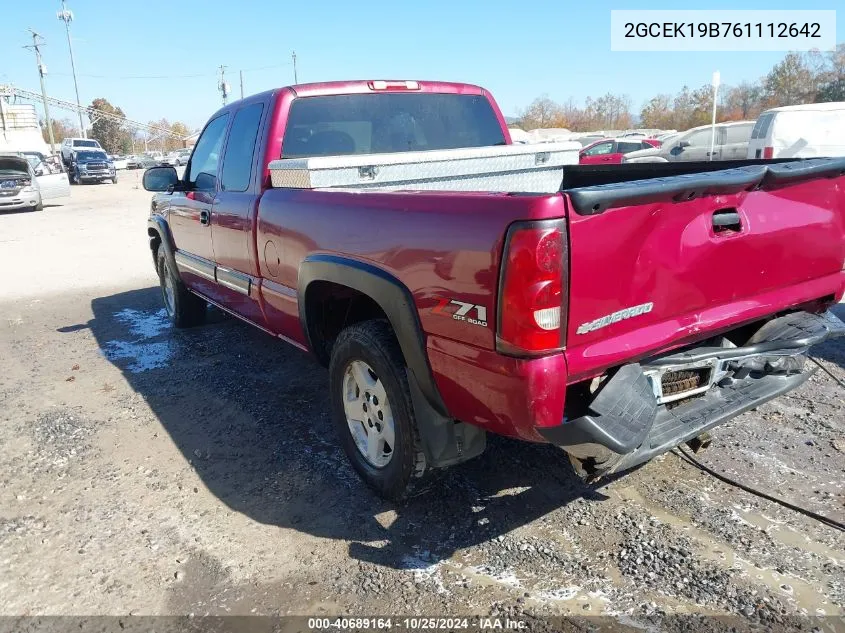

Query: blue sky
[1,0,842,131]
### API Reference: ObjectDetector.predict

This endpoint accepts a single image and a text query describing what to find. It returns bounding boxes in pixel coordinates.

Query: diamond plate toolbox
[268,142,581,192]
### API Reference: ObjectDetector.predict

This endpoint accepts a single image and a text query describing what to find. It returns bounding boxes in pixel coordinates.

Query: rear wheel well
[147,227,162,268]
[304,281,392,366]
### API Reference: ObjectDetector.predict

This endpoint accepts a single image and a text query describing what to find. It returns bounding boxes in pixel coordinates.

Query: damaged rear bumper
[538,310,845,477]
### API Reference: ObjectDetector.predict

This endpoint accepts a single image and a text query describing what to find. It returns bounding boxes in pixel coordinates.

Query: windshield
[282,93,506,158]
[77,151,108,161]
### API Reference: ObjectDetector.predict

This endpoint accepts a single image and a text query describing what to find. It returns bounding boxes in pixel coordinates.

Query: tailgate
[562,159,845,381]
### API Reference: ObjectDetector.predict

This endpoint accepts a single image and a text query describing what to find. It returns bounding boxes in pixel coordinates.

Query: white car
[0,154,70,212]
[747,102,845,159]
[110,155,129,170]
[163,149,191,166]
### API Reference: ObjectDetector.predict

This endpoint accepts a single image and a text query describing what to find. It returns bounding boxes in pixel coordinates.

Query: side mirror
[678,140,691,149]
[34,167,45,176]
[142,166,179,192]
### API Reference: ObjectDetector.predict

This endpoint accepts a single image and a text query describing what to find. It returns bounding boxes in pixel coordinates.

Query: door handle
[200,210,211,226]
[712,208,742,233]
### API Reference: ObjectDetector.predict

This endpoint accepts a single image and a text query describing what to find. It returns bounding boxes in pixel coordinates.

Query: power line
[1,85,191,140]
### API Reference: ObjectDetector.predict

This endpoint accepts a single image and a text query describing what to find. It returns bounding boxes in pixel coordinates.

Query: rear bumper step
[538,310,844,476]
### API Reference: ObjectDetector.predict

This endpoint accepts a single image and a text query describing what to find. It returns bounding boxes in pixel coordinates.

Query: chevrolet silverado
[142,80,845,499]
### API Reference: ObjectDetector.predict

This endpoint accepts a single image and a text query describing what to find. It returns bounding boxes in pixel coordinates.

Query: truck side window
[188,114,229,191]
[221,103,264,192]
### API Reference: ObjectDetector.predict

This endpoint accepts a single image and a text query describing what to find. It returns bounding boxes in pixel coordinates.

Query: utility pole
[239,70,244,99]
[218,65,229,105]
[25,29,56,154]
[292,51,298,84]
[57,0,85,137]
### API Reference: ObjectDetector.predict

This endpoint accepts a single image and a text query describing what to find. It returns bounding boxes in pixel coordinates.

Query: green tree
[816,78,845,103]
[89,98,131,154]
[764,52,817,106]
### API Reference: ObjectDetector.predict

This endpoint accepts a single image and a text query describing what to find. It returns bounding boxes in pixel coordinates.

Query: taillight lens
[763,146,774,159]
[497,220,567,355]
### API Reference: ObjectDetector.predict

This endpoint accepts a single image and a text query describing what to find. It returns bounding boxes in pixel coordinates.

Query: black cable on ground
[810,356,845,389]
[670,354,845,532]
[673,446,845,533]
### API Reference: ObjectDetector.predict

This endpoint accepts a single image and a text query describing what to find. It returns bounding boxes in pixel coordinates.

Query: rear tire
[156,247,206,328]
[329,320,426,500]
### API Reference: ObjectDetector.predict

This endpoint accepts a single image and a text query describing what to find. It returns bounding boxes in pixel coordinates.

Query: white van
[747,102,845,159]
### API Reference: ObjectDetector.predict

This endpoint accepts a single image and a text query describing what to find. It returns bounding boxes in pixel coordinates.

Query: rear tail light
[496,220,568,355]
[763,146,774,159]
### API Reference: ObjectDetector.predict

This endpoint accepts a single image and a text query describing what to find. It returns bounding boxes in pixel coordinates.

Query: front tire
[112,176,118,184]
[156,247,206,328]
[329,320,426,500]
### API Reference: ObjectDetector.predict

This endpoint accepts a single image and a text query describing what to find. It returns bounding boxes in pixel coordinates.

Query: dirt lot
[0,174,843,629]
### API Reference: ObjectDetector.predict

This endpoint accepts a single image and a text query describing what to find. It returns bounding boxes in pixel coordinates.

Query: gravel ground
[0,176,843,630]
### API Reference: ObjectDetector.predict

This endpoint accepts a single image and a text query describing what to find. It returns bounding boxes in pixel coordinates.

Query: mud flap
[407,369,486,468]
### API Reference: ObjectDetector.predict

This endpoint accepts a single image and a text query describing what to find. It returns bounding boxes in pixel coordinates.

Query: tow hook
[686,432,712,454]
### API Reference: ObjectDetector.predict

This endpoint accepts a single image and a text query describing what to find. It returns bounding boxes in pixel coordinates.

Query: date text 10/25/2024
[307,617,527,630]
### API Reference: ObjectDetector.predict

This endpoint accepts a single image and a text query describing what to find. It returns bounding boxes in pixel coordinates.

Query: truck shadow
[810,303,845,370]
[85,287,619,570]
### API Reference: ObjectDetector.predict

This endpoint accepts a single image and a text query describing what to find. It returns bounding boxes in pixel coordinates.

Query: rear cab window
[221,103,264,192]
[281,93,506,158]
[751,113,774,140]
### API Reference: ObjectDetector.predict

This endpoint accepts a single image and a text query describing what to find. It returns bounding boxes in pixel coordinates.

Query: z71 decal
[433,299,488,327]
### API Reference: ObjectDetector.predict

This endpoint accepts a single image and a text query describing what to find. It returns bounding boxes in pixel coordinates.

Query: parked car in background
[110,155,129,170]
[579,138,659,164]
[162,149,191,166]
[642,138,662,148]
[623,121,754,163]
[573,135,606,147]
[68,150,117,184]
[126,155,158,170]
[0,153,70,211]
[60,137,103,168]
[747,102,845,159]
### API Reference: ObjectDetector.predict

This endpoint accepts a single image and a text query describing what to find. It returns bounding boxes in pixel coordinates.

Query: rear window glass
[74,140,100,148]
[617,142,643,154]
[751,113,774,140]
[282,93,506,158]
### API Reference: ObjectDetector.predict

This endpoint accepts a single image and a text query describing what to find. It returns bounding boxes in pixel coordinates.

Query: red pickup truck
[143,80,845,500]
